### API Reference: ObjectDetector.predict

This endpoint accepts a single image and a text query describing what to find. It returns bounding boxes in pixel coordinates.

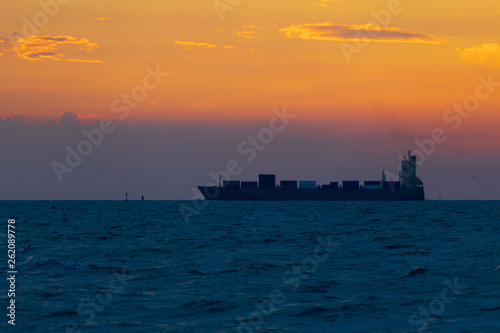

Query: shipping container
[299,181,316,189]
[223,180,240,189]
[259,174,276,189]
[241,181,258,189]
[342,180,359,190]
[330,182,339,190]
[364,181,380,190]
[322,185,331,190]
[280,180,298,190]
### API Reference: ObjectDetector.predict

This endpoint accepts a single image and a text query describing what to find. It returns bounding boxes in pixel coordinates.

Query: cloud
[0,111,116,132]
[0,32,21,49]
[59,110,81,128]
[173,41,217,49]
[234,25,267,39]
[314,0,342,7]
[236,31,256,39]
[1,113,26,124]
[59,110,118,128]
[76,113,120,124]
[0,113,27,135]
[1,35,101,63]
[280,22,446,44]
[66,59,103,63]
[456,43,500,66]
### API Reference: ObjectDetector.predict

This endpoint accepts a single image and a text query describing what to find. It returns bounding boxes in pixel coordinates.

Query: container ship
[197,151,424,201]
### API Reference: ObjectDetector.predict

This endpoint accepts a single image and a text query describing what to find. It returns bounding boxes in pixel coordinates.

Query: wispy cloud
[246,24,264,29]
[234,24,268,39]
[1,32,21,50]
[456,43,500,66]
[173,41,217,49]
[236,31,256,39]
[280,22,446,44]
[173,41,236,50]
[314,0,342,7]
[96,17,118,21]
[1,35,101,62]
[66,59,104,63]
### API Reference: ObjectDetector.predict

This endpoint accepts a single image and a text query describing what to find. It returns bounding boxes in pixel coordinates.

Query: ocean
[1,200,499,333]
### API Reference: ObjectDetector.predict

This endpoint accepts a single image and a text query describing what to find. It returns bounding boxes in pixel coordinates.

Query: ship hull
[197,186,425,201]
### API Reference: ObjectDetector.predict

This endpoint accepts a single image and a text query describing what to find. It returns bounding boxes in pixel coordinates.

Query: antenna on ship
[125,190,129,202]
[141,194,144,201]
[218,172,222,188]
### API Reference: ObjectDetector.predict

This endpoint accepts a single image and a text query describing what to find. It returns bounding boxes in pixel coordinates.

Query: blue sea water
[0,200,499,333]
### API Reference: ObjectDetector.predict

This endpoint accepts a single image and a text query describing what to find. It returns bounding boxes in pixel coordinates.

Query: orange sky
[1,0,500,200]
[1,0,499,129]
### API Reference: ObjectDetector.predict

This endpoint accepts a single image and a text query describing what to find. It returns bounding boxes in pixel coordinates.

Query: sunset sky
[1,0,499,200]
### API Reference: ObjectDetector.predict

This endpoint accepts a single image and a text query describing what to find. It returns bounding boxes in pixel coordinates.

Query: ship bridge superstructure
[400,151,424,189]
